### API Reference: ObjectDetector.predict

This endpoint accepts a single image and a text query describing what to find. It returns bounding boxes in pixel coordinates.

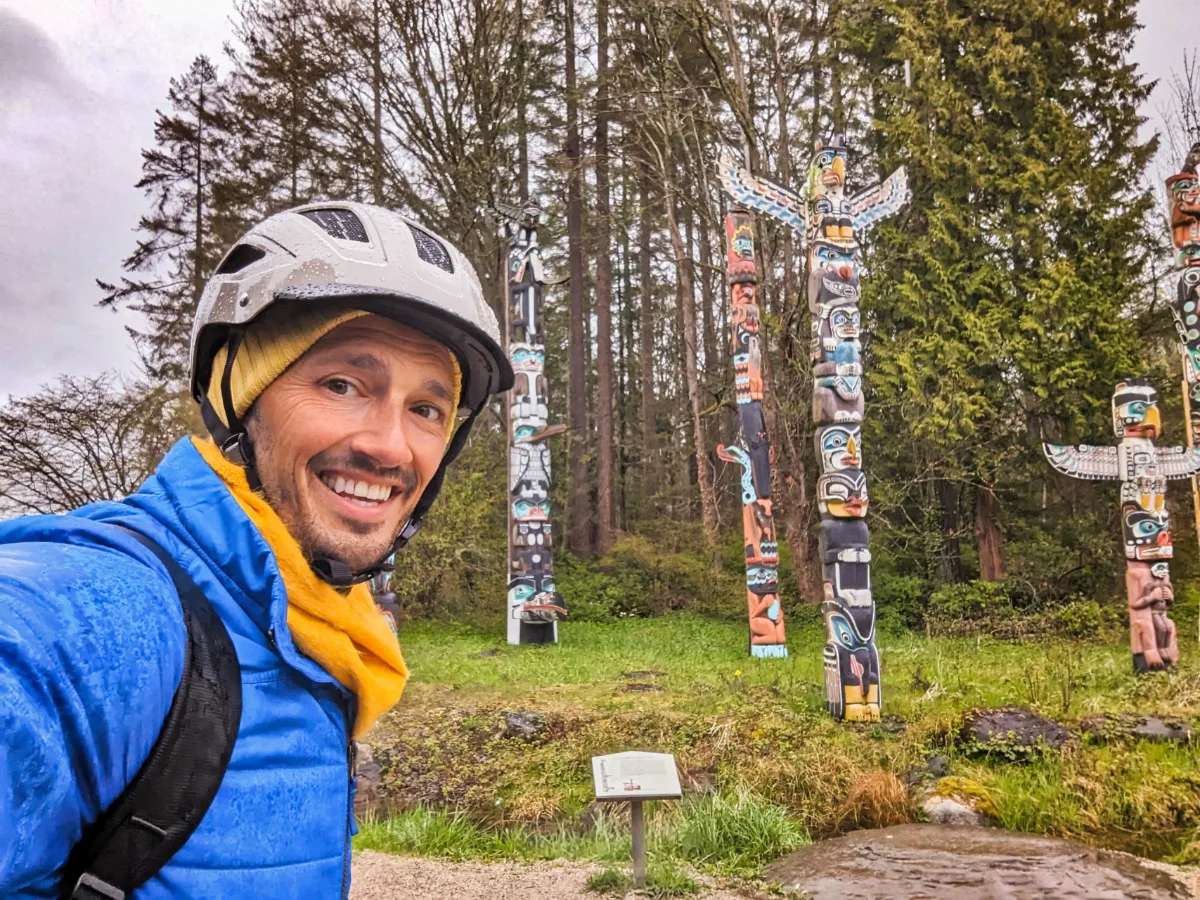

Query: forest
[4,0,1200,635]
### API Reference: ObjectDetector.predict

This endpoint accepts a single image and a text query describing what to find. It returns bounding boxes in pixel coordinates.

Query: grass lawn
[355,613,1200,878]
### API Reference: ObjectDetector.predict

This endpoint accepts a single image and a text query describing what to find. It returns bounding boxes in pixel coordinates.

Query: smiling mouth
[318,472,399,508]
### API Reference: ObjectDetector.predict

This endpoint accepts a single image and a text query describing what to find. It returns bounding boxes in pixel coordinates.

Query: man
[0,203,512,898]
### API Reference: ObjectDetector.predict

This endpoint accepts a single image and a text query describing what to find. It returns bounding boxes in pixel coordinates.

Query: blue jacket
[0,438,359,899]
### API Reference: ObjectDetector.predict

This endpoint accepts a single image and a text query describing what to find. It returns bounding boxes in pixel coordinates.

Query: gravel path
[350,851,750,899]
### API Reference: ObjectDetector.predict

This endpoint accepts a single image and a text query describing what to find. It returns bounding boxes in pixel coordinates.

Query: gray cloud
[0,9,76,102]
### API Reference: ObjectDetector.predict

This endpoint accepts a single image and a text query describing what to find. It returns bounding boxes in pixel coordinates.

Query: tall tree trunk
[975,483,1007,581]
[936,478,964,582]
[564,0,592,555]
[371,0,383,205]
[638,164,658,506]
[593,0,615,554]
[663,181,718,544]
[516,0,528,201]
[194,83,205,304]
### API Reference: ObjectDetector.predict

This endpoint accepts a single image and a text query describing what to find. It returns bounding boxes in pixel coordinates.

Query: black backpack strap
[64,528,243,900]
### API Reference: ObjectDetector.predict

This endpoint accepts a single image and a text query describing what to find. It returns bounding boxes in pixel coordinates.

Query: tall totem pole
[490,201,568,645]
[1167,144,1200,446]
[1044,381,1200,671]
[716,212,787,658]
[718,136,910,720]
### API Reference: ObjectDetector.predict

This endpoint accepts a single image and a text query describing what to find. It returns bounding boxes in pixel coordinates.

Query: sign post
[591,752,682,890]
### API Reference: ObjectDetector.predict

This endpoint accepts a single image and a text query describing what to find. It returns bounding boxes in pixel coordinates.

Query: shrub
[658,788,808,876]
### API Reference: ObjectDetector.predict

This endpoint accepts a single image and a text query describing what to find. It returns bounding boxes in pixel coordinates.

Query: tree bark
[975,483,1007,581]
[371,0,383,205]
[638,164,657,506]
[564,0,592,555]
[663,181,719,544]
[936,478,964,582]
[593,0,616,555]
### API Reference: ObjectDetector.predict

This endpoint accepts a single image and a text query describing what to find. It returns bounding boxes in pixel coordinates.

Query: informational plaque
[592,752,682,802]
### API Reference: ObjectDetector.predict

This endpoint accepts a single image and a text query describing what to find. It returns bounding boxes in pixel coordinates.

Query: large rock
[766,824,1191,899]
[503,709,547,739]
[959,707,1071,758]
[919,777,997,827]
[1079,713,1193,744]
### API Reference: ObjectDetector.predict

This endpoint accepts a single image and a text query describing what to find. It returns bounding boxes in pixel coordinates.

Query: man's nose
[350,404,415,469]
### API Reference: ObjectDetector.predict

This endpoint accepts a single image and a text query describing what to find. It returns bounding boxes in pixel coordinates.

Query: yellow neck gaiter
[192,437,408,738]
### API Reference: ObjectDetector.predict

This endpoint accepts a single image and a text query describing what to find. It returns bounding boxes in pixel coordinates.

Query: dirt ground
[351,849,1200,900]
[350,851,750,899]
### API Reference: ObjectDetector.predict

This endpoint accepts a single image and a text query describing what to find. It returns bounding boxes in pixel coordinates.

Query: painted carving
[369,554,401,636]
[719,135,909,720]
[1044,379,1200,672]
[490,201,567,645]
[714,210,787,658]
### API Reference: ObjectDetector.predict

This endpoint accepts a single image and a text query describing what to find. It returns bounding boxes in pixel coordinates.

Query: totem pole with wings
[1044,380,1200,671]
[717,137,909,720]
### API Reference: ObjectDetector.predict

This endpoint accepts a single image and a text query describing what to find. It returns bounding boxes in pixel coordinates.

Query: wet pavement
[766,824,1193,899]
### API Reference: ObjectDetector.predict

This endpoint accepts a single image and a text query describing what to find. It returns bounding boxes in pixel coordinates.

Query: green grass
[358,613,1200,872]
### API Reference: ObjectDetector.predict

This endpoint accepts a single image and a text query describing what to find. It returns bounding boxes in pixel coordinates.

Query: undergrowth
[359,614,1200,870]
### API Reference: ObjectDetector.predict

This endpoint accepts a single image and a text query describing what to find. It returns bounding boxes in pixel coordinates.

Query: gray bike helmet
[191,202,513,584]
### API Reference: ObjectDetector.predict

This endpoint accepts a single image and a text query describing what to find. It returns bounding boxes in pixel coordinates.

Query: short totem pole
[719,136,910,720]
[716,212,787,658]
[490,201,568,645]
[1044,380,1200,671]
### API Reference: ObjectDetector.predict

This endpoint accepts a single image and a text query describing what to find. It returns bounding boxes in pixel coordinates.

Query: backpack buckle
[71,873,125,900]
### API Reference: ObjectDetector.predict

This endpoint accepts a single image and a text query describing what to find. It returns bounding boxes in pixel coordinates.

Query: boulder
[503,710,547,739]
[919,776,997,827]
[959,707,1071,758]
[766,824,1192,899]
[1079,713,1192,744]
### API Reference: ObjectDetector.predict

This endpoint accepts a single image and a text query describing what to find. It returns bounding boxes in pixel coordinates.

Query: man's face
[248,315,456,571]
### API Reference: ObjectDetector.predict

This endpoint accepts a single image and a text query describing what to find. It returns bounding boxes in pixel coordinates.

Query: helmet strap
[199,330,264,492]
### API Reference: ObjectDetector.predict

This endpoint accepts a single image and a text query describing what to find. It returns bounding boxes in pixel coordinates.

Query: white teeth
[322,474,391,504]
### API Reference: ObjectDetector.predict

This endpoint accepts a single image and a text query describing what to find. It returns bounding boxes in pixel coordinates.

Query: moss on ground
[361,614,1200,868]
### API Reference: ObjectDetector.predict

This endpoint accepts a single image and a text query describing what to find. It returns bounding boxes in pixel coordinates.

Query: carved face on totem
[725,215,757,282]
[512,495,550,524]
[807,240,860,311]
[1112,380,1161,439]
[818,468,868,518]
[1122,502,1172,560]
[809,136,853,246]
[510,343,544,373]
[1167,148,1200,259]
[815,424,862,472]
[813,303,861,358]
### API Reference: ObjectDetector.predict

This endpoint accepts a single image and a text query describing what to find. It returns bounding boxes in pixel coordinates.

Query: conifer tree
[99,55,236,382]
[850,0,1157,584]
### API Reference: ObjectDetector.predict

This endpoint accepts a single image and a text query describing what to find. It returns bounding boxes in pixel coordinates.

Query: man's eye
[414,404,443,421]
[325,379,354,396]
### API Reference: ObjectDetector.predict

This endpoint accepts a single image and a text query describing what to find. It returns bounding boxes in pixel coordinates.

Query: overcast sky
[0,0,1197,401]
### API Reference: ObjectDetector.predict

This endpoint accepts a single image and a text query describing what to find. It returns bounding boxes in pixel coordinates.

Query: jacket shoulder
[0,519,186,894]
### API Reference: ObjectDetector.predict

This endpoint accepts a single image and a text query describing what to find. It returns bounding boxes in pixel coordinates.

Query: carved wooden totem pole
[716,212,787,658]
[719,136,909,719]
[1167,143,1200,444]
[490,201,567,645]
[1044,380,1200,671]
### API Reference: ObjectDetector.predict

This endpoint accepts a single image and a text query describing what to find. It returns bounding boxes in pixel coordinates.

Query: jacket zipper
[341,734,356,898]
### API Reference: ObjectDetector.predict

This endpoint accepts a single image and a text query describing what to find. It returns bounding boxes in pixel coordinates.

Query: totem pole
[1165,144,1200,559]
[716,212,787,658]
[1044,380,1200,671]
[369,555,400,636]
[718,136,910,720]
[490,201,568,645]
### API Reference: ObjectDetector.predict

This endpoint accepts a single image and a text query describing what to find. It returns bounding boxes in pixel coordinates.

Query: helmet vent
[301,208,369,243]
[215,244,266,274]
[407,223,454,273]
